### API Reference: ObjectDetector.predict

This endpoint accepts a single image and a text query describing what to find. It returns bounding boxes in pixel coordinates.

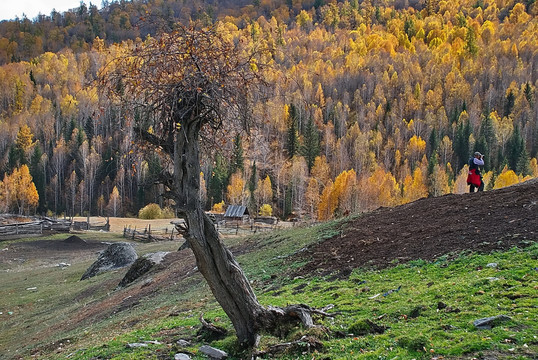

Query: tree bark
[174,116,327,348]
[174,119,266,346]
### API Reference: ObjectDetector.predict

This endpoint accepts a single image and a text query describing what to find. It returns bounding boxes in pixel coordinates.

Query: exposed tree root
[252,335,324,358]
[197,313,228,341]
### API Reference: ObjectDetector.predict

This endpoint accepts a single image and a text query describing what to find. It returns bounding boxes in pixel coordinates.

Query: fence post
[236,223,239,235]
[16,224,18,235]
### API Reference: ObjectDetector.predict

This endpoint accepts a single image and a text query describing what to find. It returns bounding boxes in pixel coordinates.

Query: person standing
[467,151,485,192]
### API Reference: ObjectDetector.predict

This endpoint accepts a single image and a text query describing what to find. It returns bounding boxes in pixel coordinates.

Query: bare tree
[100,23,325,348]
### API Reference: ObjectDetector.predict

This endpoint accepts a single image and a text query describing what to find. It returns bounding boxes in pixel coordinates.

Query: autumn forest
[0,0,537,221]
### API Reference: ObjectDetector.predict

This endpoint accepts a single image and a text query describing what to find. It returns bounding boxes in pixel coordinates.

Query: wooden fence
[0,217,71,238]
[215,221,276,235]
[122,224,180,242]
[72,218,110,231]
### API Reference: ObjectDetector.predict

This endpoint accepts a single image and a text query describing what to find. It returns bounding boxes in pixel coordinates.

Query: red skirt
[467,168,481,186]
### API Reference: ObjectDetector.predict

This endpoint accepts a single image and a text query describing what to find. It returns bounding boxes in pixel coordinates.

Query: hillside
[296,178,538,276]
[1,181,536,359]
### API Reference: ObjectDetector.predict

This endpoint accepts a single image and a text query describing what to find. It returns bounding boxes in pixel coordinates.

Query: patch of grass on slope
[236,216,354,284]
[56,232,536,360]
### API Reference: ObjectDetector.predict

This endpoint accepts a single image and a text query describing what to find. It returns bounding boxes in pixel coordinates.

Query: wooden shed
[223,205,249,222]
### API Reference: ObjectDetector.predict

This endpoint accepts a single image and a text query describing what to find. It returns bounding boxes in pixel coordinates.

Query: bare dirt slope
[295,179,538,277]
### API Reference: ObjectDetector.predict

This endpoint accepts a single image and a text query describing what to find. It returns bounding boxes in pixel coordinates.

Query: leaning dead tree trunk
[174,118,325,346]
[174,119,266,346]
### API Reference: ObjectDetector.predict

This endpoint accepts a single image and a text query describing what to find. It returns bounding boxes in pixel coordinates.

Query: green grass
[1,219,536,360]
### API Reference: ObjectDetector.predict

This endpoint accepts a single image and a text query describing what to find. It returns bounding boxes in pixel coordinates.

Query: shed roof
[224,205,249,218]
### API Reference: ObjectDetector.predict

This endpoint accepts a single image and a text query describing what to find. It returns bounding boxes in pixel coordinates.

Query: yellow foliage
[403,167,428,202]
[255,175,273,205]
[212,201,225,213]
[0,165,39,214]
[494,167,519,189]
[317,180,335,221]
[60,94,78,117]
[259,204,273,216]
[227,172,246,205]
[16,125,34,153]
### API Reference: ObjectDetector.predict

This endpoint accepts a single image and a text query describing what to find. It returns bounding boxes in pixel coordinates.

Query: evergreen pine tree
[464,25,478,57]
[454,119,471,169]
[230,133,244,175]
[286,104,300,159]
[504,90,515,117]
[428,128,439,156]
[523,82,534,107]
[248,161,257,211]
[208,154,229,205]
[516,149,530,176]
[478,113,496,170]
[301,117,320,172]
[506,125,524,171]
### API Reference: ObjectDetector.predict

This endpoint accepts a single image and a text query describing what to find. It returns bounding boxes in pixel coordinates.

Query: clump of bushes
[259,204,273,216]
[138,203,175,219]
[212,201,225,213]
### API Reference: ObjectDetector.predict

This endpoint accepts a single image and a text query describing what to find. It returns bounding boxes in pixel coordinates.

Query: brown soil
[294,179,538,277]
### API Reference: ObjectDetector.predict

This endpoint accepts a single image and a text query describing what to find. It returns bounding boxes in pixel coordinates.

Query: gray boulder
[473,315,512,329]
[199,345,228,359]
[174,354,191,360]
[117,251,169,288]
[81,242,138,280]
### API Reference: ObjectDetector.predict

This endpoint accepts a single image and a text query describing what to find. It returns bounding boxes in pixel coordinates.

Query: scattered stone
[81,243,138,280]
[144,340,162,345]
[177,339,191,347]
[57,262,71,268]
[486,263,498,268]
[117,251,169,288]
[126,343,148,348]
[26,287,37,291]
[487,277,500,281]
[473,315,512,330]
[175,354,191,360]
[199,345,228,359]
[383,285,401,296]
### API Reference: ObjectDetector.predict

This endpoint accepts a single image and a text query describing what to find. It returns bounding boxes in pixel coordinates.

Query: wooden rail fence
[122,224,179,242]
[0,217,71,237]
